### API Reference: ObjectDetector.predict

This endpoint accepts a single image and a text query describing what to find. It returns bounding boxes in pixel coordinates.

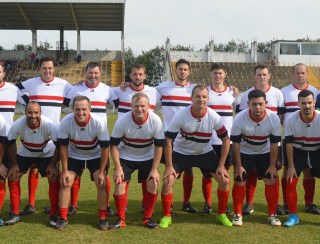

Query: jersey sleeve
[230,114,243,143]
[64,86,77,108]
[277,91,285,115]
[97,120,110,148]
[0,119,7,143]
[7,120,21,145]
[238,91,249,112]
[108,87,119,108]
[270,114,281,143]
[47,121,59,144]
[284,114,294,143]
[165,112,181,139]
[110,118,125,145]
[153,115,165,146]
[58,118,70,145]
[211,112,228,138]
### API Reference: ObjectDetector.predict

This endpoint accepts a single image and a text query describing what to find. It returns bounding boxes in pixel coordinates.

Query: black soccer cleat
[5,214,21,225]
[182,201,198,213]
[20,204,35,216]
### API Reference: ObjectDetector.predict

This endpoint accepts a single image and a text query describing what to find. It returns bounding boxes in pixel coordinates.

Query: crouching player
[230,90,281,226]
[6,102,60,226]
[284,90,320,227]
[55,96,110,230]
[109,93,164,229]
[160,85,232,228]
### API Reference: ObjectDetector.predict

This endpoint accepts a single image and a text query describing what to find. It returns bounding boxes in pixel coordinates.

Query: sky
[1,0,320,54]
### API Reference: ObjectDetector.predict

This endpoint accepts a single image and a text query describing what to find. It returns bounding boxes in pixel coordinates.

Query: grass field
[2,113,320,243]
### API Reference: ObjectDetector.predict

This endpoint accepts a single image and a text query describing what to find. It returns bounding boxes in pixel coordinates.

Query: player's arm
[110,142,123,184]
[147,141,164,185]
[0,142,7,179]
[286,142,297,182]
[215,135,230,181]
[231,141,246,182]
[46,142,60,182]
[162,136,178,180]
[265,142,278,179]
[96,138,110,186]
[7,141,19,181]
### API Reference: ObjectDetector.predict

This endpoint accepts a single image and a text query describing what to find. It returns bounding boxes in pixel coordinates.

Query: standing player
[281,63,320,214]
[238,64,285,215]
[159,85,232,228]
[64,61,118,216]
[55,96,110,230]
[0,114,7,226]
[109,93,164,229]
[17,57,72,215]
[230,90,281,226]
[6,102,60,226]
[284,90,320,227]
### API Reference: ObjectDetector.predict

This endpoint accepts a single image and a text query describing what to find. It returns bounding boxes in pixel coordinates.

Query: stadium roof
[0,0,125,32]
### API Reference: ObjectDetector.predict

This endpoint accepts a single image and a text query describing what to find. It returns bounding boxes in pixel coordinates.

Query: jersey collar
[75,113,91,127]
[85,80,100,89]
[293,83,309,90]
[249,110,266,123]
[129,84,144,91]
[132,112,149,125]
[299,110,316,123]
[41,76,54,83]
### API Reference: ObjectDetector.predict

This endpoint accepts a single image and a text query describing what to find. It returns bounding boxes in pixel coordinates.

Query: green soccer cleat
[216,214,233,227]
[159,216,172,228]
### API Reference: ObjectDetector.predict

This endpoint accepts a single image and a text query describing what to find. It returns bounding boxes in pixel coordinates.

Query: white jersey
[281,83,318,125]
[0,114,7,143]
[58,113,110,160]
[207,86,238,145]
[284,110,320,151]
[239,86,285,114]
[113,85,160,117]
[166,105,227,155]
[65,81,118,125]
[18,76,72,125]
[111,112,164,161]
[0,82,27,134]
[156,81,195,130]
[230,109,281,154]
[7,115,58,158]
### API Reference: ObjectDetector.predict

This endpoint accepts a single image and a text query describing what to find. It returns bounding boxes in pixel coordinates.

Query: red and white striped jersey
[284,110,320,151]
[113,84,160,117]
[155,81,195,130]
[65,81,118,125]
[58,113,110,160]
[7,115,58,158]
[110,112,164,161]
[166,105,227,155]
[207,86,238,145]
[18,77,72,125]
[230,109,281,154]
[281,84,318,125]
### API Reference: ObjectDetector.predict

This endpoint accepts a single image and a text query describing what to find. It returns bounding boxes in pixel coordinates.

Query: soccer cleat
[143,218,159,229]
[67,206,77,216]
[242,204,254,215]
[182,201,198,213]
[226,206,232,215]
[98,219,109,230]
[200,203,212,215]
[216,214,232,227]
[268,214,281,226]
[109,218,126,230]
[19,204,35,215]
[49,215,58,227]
[232,214,243,226]
[159,216,172,228]
[283,205,290,214]
[5,214,21,225]
[283,214,299,227]
[107,207,117,217]
[0,217,4,226]
[44,207,51,215]
[305,204,320,214]
[55,218,68,230]
[276,205,286,215]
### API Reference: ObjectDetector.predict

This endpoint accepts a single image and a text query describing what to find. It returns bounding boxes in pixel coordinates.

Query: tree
[257,41,273,53]
[13,44,31,50]
[0,45,4,51]
[38,40,52,50]
[170,44,194,51]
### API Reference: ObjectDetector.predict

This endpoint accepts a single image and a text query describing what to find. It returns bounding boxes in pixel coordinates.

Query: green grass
[3,113,320,243]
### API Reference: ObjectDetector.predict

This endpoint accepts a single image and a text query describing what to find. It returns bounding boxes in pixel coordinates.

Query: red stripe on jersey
[123,137,153,143]
[70,138,98,145]
[243,135,268,140]
[294,137,320,142]
[285,102,298,106]
[91,101,107,106]
[119,101,131,107]
[185,131,212,137]
[216,126,227,135]
[162,96,192,101]
[0,101,16,106]
[149,105,155,109]
[208,105,232,110]
[21,139,50,148]
[29,95,64,101]
[267,107,277,111]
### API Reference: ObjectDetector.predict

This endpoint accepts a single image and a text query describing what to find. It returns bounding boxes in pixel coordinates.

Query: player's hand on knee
[46,163,59,182]
[8,164,19,181]
[163,166,177,182]
[60,170,71,187]
[113,167,124,184]
[0,164,8,179]
[265,165,277,179]
[286,166,297,183]
[216,166,230,182]
[234,166,246,182]
[147,169,160,185]
[96,170,106,187]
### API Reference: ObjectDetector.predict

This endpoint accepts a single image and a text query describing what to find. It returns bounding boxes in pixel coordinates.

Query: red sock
[276,177,280,202]
[232,184,245,215]
[59,207,68,221]
[202,176,212,206]
[49,181,60,215]
[99,209,107,220]
[125,182,129,207]
[161,193,173,217]
[281,177,287,205]
[141,181,147,207]
[183,174,193,204]
[265,184,278,215]
[114,193,126,221]
[143,191,157,219]
[8,181,20,215]
[286,178,298,214]
[106,176,111,206]
[303,178,315,206]
[28,171,38,207]
[71,177,80,207]
[0,181,5,210]
[217,189,229,214]
[246,171,257,205]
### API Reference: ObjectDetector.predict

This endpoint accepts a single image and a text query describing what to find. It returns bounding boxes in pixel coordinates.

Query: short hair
[85,62,100,71]
[254,64,270,73]
[298,89,314,100]
[191,84,208,97]
[39,57,55,67]
[130,64,146,73]
[25,101,41,113]
[292,63,308,73]
[210,63,226,72]
[0,63,5,72]
[248,89,266,101]
[175,59,190,70]
[72,95,91,109]
[131,92,149,104]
